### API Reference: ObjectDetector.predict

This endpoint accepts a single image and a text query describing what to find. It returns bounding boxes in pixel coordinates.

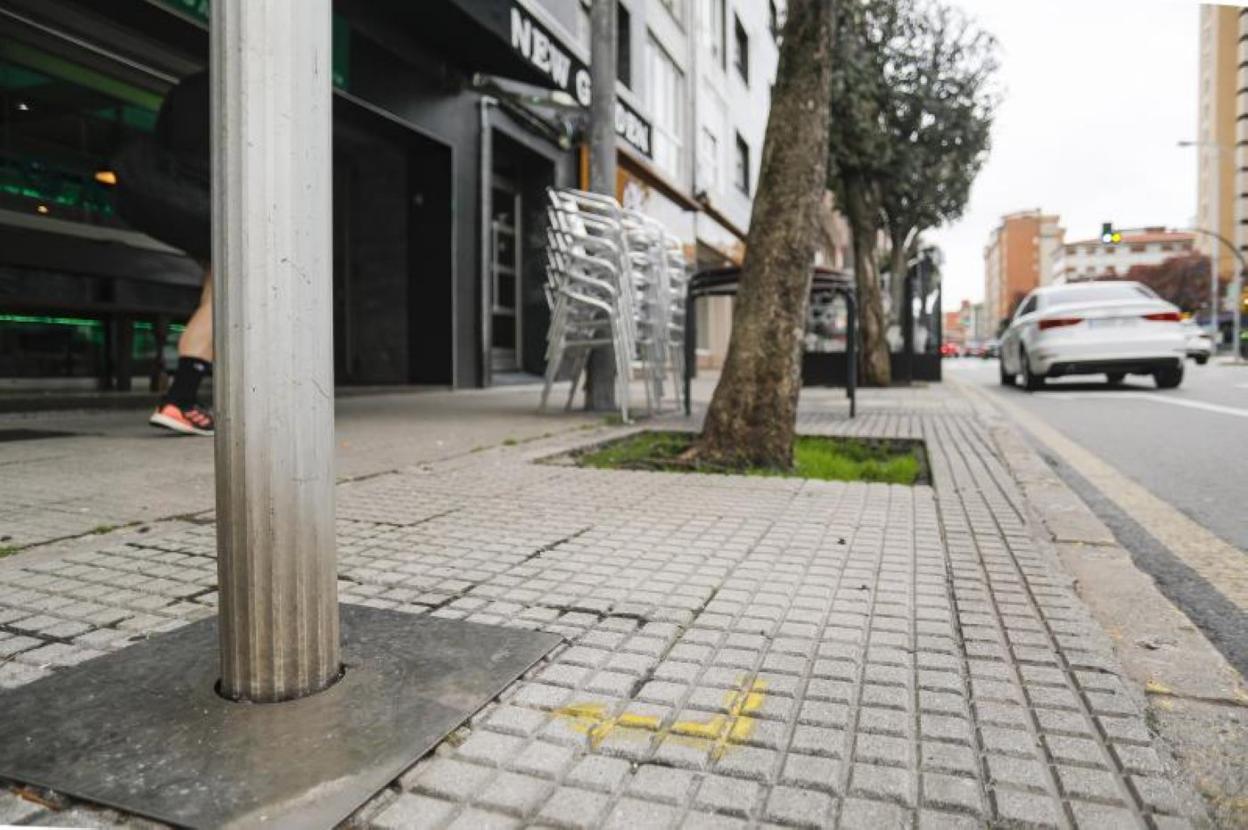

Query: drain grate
[0,429,78,443]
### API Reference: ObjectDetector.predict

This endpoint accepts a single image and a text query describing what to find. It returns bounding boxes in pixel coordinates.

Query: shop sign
[508,3,653,159]
[509,6,591,107]
[615,98,651,158]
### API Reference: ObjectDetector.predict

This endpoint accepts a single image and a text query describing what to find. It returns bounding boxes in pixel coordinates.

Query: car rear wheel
[1021,348,1044,391]
[1154,365,1183,389]
[1106,372,1124,386]
[999,356,1015,386]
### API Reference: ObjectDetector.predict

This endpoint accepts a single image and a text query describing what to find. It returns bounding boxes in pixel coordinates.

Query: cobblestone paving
[0,388,1202,828]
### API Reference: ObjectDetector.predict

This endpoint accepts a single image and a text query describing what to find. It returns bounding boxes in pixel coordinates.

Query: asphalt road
[950,357,1248,550]
[948,357,1248,673]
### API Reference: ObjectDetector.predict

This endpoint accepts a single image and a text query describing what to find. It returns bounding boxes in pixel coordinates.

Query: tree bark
[888,226,909,326]
[695,0,836,469]
[845,180,892,386]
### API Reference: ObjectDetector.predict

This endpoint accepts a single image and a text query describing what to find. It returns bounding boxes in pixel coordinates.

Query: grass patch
[0,544,21,559]
[576,431,927,485]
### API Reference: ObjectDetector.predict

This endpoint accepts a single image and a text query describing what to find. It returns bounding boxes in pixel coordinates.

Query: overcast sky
[928,0,1202,306]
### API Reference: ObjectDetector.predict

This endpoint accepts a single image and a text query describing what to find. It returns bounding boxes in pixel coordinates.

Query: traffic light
[1100,222,1122,245]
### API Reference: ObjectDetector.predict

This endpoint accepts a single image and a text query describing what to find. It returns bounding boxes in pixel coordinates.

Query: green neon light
[0,315,185,333]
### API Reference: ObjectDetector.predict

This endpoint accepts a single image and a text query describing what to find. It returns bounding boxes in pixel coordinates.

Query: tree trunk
[845,181,891,386]
[888,226,909,328]
[695,0,836,469]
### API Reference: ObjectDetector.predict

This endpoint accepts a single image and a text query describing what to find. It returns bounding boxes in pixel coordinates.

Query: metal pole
[585,0,618,410]
[845,289,856,418]
[1236,9,1248,359]
[1210,145,1222,342]
[684,284,696,417]
[900,262,915,385]
[211,0,340,703]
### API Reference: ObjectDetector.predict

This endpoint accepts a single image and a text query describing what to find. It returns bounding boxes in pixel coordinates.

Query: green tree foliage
[881,2,999,311]
[827,0,998,385]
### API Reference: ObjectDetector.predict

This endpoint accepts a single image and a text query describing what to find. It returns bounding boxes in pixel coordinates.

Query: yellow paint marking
[553,677,767,755]
[617,712,662,731]
[1145,680,1173,695]
[672,715,727,740]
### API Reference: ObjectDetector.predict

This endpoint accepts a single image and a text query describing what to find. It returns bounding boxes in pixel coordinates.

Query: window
[657,0,683,25]
[703,0,726,70]
[733,14,749,84]
[1017,295,1038,317]
[648,37,685,180]
[1047,283,1156,306]
[698,126,719,191]
[1129,244,1145,253]
[617,2,632,88]
[734,132,750,194]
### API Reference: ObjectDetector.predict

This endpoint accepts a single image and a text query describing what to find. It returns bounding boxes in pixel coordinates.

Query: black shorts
[114,134,211,263]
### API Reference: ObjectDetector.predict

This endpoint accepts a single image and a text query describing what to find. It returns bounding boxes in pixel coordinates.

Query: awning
[379,0,653,158]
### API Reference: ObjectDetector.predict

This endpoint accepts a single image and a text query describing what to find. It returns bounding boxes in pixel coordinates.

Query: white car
[999,281,1187,391]
[1181,319,1214,365]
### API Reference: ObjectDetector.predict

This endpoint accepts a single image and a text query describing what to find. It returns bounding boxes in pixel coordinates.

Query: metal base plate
[0,604,560,829]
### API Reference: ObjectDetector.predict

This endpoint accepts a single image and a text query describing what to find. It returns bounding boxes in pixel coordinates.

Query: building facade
[0,0,782,393]
[685,0,784,368]
[1052,229,1197,284]
[982,210,1064,334]
[1196,4,1238,284]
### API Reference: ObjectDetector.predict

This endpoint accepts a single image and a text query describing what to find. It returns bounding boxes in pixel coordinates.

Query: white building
[1053,229,1197,283]
[538,1,782,367]
[688,0,783,365]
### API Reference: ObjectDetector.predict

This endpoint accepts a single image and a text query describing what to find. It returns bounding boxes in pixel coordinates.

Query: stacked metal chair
[540,187,688,422]
[622,209,671,414]
[540,188,636,421]
[663,232,689,412]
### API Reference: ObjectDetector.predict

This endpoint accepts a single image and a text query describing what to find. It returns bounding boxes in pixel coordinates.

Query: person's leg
[178,267,213,361]
[151,267,214,435]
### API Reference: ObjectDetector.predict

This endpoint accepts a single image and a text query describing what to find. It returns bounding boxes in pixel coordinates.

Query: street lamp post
[212,0,341,702]
[1178,140,1226,344]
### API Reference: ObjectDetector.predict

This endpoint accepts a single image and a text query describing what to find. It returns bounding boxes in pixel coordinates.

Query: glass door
[490,177,521,373]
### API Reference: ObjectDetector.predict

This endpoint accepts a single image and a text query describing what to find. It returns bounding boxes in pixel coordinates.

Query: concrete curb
[953,378,1248,828]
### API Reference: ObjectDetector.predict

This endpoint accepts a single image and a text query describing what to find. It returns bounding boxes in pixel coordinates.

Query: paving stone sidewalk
[0,384,1206,828]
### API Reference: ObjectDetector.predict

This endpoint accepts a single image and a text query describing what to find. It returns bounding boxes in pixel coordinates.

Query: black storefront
[0,0,616,395]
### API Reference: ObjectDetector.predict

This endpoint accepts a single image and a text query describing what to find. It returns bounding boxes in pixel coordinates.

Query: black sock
[165,357,211,408]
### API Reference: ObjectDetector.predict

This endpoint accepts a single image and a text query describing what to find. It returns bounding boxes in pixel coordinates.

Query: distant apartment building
[1053,229,1197,282]
[943,310,965,346]
[1196,4,1238,283]
[971,302,989,341]
[982,210,1064,334]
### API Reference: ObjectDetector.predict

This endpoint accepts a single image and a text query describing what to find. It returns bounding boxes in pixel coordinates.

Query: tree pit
[570,431,929,486]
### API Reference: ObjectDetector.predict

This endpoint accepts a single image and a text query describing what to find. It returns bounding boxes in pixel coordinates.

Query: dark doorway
[489,130,556,381]
[332,99,453,386]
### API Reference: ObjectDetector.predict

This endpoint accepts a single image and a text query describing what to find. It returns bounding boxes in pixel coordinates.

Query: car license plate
[1089,318,1135,328]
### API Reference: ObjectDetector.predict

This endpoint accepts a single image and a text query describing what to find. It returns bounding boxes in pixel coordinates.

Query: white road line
[962,383,1248,612]
[1042,392,1248,419]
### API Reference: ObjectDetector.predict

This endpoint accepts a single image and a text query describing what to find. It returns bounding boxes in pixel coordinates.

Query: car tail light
[1038,317,1082,330]
[1142,311,1181,322]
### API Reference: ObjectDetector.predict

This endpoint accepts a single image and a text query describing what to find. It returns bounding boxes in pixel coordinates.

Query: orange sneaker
[149,402,215,436]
